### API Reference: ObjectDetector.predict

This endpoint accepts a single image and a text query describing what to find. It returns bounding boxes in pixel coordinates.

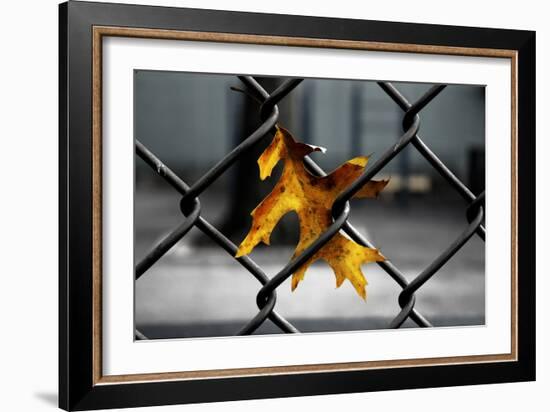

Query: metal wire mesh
[134,76,486,338]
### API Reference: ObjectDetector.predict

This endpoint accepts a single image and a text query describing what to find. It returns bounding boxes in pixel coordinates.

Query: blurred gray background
[134,71,485,339]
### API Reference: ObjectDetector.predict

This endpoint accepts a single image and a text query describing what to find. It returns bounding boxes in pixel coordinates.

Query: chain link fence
[134,76,485,339]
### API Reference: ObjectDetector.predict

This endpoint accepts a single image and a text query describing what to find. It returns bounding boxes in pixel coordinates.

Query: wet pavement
[135,187,485,338]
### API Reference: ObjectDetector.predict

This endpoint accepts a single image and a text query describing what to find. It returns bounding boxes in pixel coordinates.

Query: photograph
[55,2,536,409]
[0,0,543,409]
[134,72,486,340]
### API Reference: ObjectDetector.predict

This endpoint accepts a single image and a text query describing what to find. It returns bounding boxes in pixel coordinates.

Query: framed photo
[59,1,535,410]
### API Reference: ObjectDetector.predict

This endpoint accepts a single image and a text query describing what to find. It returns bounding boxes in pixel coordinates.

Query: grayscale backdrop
[134,71,485,339]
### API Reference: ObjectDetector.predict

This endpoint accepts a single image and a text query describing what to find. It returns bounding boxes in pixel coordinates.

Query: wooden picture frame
[59,1,535,410]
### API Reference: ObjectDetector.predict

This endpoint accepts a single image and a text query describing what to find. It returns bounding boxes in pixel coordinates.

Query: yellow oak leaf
[236,127,388,300]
